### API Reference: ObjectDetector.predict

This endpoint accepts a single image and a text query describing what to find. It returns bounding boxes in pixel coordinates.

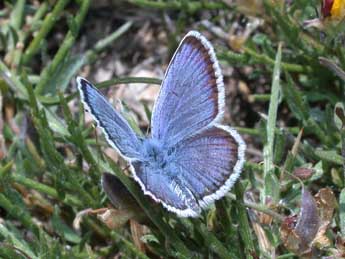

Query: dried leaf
[293,167,315,180]
[255,222,274,254]
[101,173,147,224]
[305,188,335,250]
[280,188,320,256]
[312,222,331,249]
[232,0,264,17]
[314,188,337,224]
[295,188,320,252]
[280,215,301,254]
[130,220,149,252]
[97,208,135,229]
[245,191,274,255]
[73,208,93,231]
[101,172,139,210]
[332,236,345,258]
[228,16,263,51]
[334,102,345,130]
[259,197,274,225]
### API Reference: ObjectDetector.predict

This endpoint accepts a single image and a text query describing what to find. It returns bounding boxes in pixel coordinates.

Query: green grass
[1,0,345,258]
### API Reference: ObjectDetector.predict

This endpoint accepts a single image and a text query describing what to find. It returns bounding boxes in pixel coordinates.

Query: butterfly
[77,31,246,217]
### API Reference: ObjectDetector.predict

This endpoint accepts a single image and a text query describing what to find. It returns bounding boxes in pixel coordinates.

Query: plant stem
[22,2,49,41]
[262,43,282,202]
[10,0,25,31]
[110,230,150,259]
[0,59,28,99]
[227,193,285,222]
[249,94,271,102]
[234,182,255,258]
[235,127,260,136]
[244,161,263,172]
[243,46,312,73]
[218,50,249,64]
[22,0,70,64]
[0,161,14,177]
[130,0,226,12]
[85,21,134,63]
[0,193,38,232]
[11,174,83,207]
[198,222,236,258]
[35,0,91,95]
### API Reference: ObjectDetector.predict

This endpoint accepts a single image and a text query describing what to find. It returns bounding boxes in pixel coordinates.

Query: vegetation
[0,0,345,258]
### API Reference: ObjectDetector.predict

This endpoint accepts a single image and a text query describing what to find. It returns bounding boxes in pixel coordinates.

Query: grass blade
[263,43,282,202]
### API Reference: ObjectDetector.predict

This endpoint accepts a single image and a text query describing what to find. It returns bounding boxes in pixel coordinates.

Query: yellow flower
[304,0,345,29]
[330,0,345,20]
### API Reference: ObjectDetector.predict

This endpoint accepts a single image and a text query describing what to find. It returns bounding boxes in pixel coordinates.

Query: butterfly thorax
[142,138,175,171]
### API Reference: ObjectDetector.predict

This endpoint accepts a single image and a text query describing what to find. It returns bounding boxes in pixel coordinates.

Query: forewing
[130,161,201,217]
[77,77,142,160]
[173,125,245,208]
[151,31,224,145]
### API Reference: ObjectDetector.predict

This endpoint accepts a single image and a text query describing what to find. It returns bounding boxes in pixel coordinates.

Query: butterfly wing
[173,125,245,209]
[130,125,245,217]
[151,31,224,145]
[77,77,142,160]
[130,160,201,217]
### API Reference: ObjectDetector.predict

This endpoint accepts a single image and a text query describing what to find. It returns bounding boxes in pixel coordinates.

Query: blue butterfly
[77,31,246,217]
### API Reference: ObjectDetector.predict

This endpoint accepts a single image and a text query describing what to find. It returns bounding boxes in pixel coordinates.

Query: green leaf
[319,57,345,82]
[264,172,280,203]
[51,206,81,244]
[0,223,38,259]
[197,222,236,259]
[334,102,345,130]
[9,0,25,31]
[141,234,160,244]
[234,182,256,258]
[282,73,309,121]
[340,188,345,235]
[310,161,324,181]
[314,149,344,165]
[273,129,286,165]
[67,14,78,36]
[41,54,86,95]
[263,43,282,202]
[44,106,70,136]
